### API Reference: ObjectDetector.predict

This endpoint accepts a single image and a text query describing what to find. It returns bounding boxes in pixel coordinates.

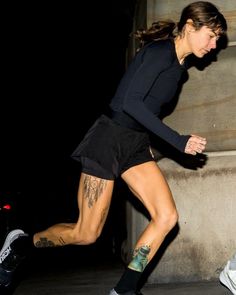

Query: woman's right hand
[185,134,207,155]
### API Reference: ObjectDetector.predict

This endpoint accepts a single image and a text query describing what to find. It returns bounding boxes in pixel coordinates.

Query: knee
[153,208,179,233]
[73,227,102,245]
[168,209,179,229]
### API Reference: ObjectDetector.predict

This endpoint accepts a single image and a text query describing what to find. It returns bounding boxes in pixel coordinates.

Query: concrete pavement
[9,258,231,295]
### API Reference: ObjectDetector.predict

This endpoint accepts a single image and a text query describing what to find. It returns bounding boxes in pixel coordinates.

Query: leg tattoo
[35,237,66,248]
[83,175,107,208]
[128,245,151,272]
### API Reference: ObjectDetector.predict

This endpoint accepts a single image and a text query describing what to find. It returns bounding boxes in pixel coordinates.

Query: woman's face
[188,25,219,58]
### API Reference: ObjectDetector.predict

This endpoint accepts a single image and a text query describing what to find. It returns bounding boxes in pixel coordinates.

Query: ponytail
[134,21,177,50]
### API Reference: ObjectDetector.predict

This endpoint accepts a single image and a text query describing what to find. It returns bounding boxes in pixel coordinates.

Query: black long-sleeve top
[109,38,190,152]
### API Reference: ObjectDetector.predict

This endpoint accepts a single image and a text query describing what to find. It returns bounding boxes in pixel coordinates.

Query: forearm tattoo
[34,237,66,248]
[128,245,151,272]
[83,175,107,208]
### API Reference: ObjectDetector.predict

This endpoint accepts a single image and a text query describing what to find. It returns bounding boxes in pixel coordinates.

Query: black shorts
[71,115,154,180]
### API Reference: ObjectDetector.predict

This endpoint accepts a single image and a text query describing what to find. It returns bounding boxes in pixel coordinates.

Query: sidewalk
[11,259,231,295]
[0,245,231,295]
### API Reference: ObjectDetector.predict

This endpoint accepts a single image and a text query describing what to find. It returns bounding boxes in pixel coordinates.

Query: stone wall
[127,152,236,283]
[147,0,236,44]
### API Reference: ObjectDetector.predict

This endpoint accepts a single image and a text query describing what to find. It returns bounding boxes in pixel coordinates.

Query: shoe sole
[109,289,137,295]
[220,270,236,295]
[0,229,25,258]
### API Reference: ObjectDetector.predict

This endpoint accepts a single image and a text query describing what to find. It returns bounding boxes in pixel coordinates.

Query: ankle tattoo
[35,237,56,248]
[34,236,65,248]
[128,245,151,272]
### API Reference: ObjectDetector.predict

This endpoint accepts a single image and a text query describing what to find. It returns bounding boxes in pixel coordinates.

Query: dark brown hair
[135,1,227,49]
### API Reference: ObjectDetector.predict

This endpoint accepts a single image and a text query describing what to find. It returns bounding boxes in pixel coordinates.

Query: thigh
[76,173,114,232]
[121,161,176,218]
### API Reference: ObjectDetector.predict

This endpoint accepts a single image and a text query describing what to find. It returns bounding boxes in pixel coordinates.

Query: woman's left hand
[185,134,207,155]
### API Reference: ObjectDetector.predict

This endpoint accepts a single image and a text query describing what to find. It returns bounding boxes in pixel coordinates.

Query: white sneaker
[0,229,26,262]
[220,256,236,295]
[108,289,137,295]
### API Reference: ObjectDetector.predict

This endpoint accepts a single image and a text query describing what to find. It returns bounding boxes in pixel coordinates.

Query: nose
[209,38,217,50]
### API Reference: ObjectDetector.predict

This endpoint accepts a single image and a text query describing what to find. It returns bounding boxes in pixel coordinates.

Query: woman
[0,1,227,294]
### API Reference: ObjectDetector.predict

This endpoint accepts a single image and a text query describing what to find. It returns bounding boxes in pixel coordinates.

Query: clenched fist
[185,134,207,155]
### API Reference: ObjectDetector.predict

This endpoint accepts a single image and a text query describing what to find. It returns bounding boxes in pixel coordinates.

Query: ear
[186,19,195,32]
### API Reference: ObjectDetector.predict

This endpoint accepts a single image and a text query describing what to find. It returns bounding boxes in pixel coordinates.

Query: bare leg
[112,161,177,293]
[33,173,114,247]
[121,161,178,268]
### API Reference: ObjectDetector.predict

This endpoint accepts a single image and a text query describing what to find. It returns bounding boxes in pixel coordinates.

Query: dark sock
[114,268,142,293]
